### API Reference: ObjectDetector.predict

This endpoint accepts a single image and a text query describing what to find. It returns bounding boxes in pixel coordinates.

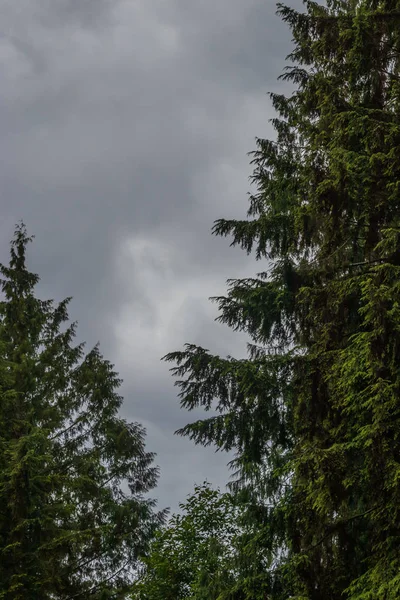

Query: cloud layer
[0,0,296,510]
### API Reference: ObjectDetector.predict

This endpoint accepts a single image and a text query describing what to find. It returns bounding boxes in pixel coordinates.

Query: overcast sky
[0,0,297,512]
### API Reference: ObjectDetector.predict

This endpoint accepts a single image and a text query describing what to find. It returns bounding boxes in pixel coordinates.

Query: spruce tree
[0,224,162,599]
[164,1,400,598]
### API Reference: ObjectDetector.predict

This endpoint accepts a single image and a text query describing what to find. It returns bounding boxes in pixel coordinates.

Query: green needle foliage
[0,224,162,600]
[164,2,400,598]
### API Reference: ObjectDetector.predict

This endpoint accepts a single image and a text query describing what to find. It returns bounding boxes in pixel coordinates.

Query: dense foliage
[0,225,162,599]
[132,483,240,600]
[163,1,400,598]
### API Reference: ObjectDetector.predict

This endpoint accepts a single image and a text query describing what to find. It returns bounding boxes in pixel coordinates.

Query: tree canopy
[164,1,400,598]
[132,482,240,600]
[0,224,162,599]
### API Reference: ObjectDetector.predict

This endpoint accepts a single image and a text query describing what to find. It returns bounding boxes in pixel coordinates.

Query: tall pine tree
[0,224,162,599]
[164,1,400,598]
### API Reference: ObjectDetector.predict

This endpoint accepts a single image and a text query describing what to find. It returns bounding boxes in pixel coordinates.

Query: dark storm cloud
[0,0,298,510]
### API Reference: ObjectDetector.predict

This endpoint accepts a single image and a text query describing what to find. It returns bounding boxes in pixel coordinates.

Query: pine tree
[0,224,162,599]
[164,1,400,598]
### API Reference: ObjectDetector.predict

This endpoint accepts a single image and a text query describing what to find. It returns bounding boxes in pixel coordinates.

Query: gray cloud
[0,0,297,511]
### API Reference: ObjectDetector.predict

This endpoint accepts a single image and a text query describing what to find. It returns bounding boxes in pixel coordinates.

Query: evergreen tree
[0,224,162,599]
[164,1,400,598]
